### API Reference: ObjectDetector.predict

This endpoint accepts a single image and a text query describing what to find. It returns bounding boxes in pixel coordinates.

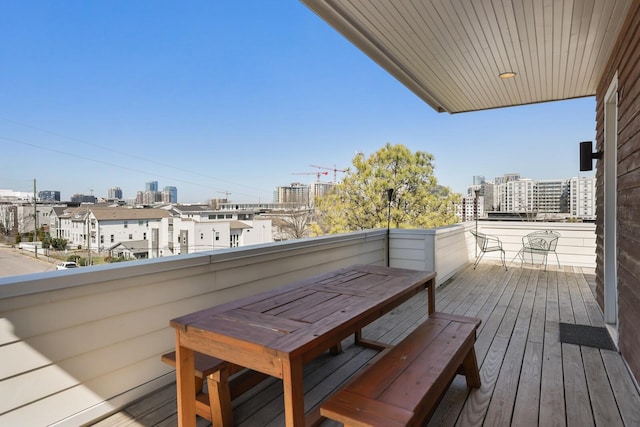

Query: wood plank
[473,266,522,362]
[539,270,567,427]
[511,341,542,426]
[456,336,509,426]
[582,347,623,426]
[495,265,531,339]
[565,266,591,325]
[601,349,640,426]
[557,267,576,323]
[527,267,548,344]
[484,266,538,425]
[573,266,605,326]
[562,344,594,427]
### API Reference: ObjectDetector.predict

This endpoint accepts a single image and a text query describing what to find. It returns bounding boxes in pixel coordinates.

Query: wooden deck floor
[95,262,640,426]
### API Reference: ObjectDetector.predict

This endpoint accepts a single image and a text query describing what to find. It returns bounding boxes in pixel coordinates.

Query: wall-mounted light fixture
[579,141,603,171]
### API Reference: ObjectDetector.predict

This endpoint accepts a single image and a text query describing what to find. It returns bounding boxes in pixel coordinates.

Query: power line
[1,134,266,200]
[0,115,280,199]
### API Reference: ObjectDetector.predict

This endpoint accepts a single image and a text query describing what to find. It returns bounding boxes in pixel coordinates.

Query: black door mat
[558,322,617,351]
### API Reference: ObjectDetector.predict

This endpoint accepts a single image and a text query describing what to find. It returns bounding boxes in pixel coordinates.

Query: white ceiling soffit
[302,0,632,113]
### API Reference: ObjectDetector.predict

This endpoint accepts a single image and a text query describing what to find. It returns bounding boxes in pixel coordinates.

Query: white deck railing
[0,222,595,426]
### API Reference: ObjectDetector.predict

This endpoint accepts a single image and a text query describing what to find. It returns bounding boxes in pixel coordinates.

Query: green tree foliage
[313,143,460,234]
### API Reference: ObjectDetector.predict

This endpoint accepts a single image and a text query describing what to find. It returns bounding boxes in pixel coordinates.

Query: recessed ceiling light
[499,71,517,79]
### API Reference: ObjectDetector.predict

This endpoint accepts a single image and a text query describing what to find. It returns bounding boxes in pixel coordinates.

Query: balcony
[4,221,639,426]
[98,263,640,426]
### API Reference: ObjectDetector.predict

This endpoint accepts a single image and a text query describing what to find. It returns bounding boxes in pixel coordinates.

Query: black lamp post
[386,188,394,266]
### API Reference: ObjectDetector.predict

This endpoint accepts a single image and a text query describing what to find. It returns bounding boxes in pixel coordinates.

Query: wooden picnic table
[170,264,437,426]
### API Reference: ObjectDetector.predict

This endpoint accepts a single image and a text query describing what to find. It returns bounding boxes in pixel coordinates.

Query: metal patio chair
[514,230,560,271]
[470,230,507,270]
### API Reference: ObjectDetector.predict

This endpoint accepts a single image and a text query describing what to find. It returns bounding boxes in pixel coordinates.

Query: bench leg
[460,346,481,388]
[330,342,343,355]
[207,365,234,427]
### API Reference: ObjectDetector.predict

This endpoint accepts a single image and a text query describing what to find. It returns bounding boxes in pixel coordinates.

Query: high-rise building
[145,181,158,192]
[108,187,123,200]
[163,186,178,203]
[275,183,310,205]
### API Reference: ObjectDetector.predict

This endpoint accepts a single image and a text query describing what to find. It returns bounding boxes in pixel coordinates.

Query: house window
[200,233,204,239]
[129,234,133,240]
[100,235,104,244]
[143,232,147,240]
[110,234,114,243]
[124,221,128,228]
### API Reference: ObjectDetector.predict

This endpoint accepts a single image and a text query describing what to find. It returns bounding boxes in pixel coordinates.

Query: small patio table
[170,264,436,427]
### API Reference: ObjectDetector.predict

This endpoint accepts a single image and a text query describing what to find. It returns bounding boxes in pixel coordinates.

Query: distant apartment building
[311,181,335,202]
[136,190,161,205]
[535,179,569,214]
[273,182,335,207]
[570,177,596,219]
[38,190,60,202]
[108,187,123,200]
[457,195,485,221]
[460,173,596,221]
[500,178,535,213]
[276,183,310,205]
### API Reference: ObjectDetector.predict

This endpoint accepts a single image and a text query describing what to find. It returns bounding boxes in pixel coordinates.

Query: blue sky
[1,1,596,203]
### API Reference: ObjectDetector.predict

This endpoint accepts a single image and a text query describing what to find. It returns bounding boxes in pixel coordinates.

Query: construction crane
[310,164,346,183]
[292,171,328,182]
[217,190,231,201]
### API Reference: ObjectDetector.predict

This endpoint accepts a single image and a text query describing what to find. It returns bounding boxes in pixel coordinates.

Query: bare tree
[273,209,314,240]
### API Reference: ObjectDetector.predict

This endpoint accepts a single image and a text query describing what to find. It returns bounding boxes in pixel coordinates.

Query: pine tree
[312,143,459,234]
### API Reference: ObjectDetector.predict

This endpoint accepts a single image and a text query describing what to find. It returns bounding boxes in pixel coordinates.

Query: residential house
[152,204,273,257]
[56,205,170,253]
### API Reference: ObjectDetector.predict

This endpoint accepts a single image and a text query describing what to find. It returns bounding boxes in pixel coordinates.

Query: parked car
[56,261,79,270]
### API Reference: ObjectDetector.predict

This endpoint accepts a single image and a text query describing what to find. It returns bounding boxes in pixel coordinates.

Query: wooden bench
[162,351,270,426]
[162,351,235,425]
[320,312,482,426]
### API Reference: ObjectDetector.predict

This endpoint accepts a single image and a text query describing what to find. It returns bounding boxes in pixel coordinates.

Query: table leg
[282,357,305,426]
[208,365,233,427]
[175,330,196,427]
[427,277,435,314]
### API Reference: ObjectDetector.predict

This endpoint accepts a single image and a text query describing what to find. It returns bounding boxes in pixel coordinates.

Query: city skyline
[5,166,597,204]
[2,2,595,203]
